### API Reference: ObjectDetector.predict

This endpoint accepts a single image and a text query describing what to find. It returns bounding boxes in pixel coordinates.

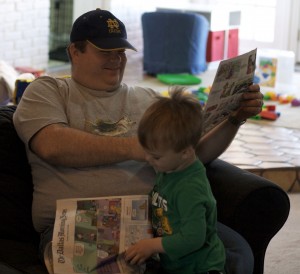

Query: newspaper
[203,48,257,134]
[49,195,152,274]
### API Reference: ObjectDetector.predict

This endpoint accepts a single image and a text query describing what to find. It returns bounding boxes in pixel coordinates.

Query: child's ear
[181,146,194,159]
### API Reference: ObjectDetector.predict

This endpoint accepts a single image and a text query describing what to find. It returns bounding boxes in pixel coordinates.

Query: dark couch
[0,105,290,274]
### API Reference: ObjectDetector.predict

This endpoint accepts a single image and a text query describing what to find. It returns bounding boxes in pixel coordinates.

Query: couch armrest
[0,105,37,243]
[205,159,290,274]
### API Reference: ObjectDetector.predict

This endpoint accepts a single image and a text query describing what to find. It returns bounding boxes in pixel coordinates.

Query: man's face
[72,42,127,91]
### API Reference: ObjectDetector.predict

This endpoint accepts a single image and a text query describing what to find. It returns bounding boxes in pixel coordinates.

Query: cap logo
[106,18,121,34]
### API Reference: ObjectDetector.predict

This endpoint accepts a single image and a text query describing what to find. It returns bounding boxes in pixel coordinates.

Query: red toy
[259,110,279,120]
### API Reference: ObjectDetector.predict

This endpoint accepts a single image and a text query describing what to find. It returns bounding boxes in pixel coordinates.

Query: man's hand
[231,84,263,122]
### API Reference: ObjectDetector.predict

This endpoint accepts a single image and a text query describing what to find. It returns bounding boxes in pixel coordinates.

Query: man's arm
[30,123,145,167]
[198,84,263,164]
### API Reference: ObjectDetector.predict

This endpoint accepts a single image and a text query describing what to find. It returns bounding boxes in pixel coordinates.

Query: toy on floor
[191,86,211,105]
[157,74,202,85]
[259,110,280,120]
[251,104,280,121]
[278,95,295,104]
[263,91,277,101]
[263,90,300,106]
[291,98,300,106]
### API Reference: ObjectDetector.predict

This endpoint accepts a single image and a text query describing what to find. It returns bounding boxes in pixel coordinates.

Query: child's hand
[124,238,163,265]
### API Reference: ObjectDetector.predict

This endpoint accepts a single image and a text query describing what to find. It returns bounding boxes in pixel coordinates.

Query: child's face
[144,146,190,173]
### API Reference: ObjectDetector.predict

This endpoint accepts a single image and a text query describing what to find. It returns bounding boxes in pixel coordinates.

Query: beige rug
[264,193,300,273]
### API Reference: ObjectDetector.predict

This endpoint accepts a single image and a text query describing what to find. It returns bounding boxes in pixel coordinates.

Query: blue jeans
[217,222,254,274]
[39,223,253,274]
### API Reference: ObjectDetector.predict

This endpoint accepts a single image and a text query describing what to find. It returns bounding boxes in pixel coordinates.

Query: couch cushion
[0,239,47,274]
[0,105,38,243]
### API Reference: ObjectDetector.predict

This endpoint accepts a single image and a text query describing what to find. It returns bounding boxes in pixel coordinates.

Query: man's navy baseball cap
[70,9,137,51]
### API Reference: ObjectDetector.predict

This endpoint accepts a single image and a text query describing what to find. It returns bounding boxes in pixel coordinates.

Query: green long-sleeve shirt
[151,159,225,274]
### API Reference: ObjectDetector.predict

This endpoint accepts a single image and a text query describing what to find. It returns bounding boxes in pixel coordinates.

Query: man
[13,9,263,273]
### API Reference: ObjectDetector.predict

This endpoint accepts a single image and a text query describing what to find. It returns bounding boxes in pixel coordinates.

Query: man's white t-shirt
[13,76,158,233]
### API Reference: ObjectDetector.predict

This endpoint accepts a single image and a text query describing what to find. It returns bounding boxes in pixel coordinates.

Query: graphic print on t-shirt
[152,190,173,236]
[85,116,136,136]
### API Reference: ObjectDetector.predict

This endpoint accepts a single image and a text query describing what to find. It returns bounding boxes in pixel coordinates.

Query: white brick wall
[0,0,50,70]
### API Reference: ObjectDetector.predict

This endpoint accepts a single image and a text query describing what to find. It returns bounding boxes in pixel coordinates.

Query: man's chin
[105,81,122,91]
[107,72,123,82]
[103,71,124,90]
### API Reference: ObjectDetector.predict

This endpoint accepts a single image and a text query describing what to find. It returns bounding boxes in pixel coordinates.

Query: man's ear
[68,43,80,60]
